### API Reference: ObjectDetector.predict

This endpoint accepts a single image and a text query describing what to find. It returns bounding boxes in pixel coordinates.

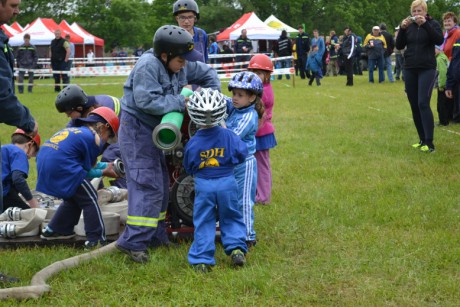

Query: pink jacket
[256,83,275,137]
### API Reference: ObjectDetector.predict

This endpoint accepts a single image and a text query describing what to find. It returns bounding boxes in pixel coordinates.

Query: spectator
[49,29,70,92]
[363,26,387,83]
[86,49,94,67]
[306,44,323,86]
[273,30,292,80]
[234,29,252,69]
[435,45,450,126]
[440,12,460,122]
[379,23,396,82]
[326,30,339,76]
[15,33,38,94]
[394,26,405,81]
[396,0,443,153]
[339,26,357,86]
[295,25,310,80]
[173,0,208,63]
[311,29,325,57]
[133,45,144,57]
[208,36,219,65]
[220,43,234,74]
[445,38,460,123]
[65,34,75,70]
[118,48,127,65]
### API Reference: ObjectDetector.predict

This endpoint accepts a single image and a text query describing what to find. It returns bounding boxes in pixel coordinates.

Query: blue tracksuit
[184,126,248,265]
[225,99,258,242]
[116,49,221,252]
[36,127,106,241]
[2,145,29,198]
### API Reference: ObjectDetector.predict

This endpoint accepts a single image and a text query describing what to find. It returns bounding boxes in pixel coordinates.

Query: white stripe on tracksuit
[81,179,106,242]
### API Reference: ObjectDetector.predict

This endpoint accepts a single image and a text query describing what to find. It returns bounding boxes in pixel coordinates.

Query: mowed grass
[1,74,460,305]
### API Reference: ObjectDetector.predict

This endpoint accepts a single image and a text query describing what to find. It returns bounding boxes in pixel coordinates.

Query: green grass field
[1,75,460,305]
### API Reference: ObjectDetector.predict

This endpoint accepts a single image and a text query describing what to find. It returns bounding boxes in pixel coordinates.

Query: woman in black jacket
[396,0,443,152]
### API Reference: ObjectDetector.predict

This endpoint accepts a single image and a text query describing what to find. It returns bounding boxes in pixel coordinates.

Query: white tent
[217,12,281,41]
[8,18,59,46]
[264,15,299,35]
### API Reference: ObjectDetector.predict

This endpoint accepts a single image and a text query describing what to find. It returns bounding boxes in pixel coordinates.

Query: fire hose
[152,87,194,151]
[0,242,117,300]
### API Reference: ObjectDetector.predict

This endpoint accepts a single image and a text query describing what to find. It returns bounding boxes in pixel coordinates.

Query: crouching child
[36,107,120,248]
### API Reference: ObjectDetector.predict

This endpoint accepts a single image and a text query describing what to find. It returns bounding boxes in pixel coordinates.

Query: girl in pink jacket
[248,54,277,205]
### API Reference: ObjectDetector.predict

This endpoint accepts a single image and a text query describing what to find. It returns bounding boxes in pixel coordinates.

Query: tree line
[16,0,460,52]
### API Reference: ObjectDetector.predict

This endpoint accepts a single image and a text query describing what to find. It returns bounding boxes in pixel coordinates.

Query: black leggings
[404,69,437,147]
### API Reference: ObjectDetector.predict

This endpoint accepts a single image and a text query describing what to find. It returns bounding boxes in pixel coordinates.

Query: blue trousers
[384,56,394,82]
[368,56,384,83]
[116,112,169,251]
[49,179,106,242]
[234,156,257,242]
[188,176,247,265]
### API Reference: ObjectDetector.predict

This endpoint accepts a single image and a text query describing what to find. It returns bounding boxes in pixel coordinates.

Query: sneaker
[40,227,75,240]
[411,141,423,149]
[420,145,435,153]
[231,249,246,267]
[84,240,107,250]
[0,272,20,284]
[116,243,149,264]
[191,263,212,273]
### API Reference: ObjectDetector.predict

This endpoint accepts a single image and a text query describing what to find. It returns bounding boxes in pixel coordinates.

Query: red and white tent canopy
[70,22,104,46]
[8,18,60,46]
[10,21,24,32]
[216,12,281,41]
[0,24,20,37]
[58,20,85,44]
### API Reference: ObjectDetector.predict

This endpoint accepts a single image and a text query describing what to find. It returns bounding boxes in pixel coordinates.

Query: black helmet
[55,85,88,113]
[153,25,200,61]
[173,0,199,20]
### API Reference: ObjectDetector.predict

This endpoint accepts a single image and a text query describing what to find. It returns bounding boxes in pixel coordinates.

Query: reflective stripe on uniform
[126,210,166,227]
[127,215,160,228]
[453,43,460,47]
[111,96,121,116]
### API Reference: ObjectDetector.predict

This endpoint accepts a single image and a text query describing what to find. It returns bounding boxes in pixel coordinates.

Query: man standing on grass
[49,29,70,92]
[0,0,38,284]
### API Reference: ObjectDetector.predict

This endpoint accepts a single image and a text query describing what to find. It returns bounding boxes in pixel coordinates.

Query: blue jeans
[368,56,384,83]
[384,56,394,82]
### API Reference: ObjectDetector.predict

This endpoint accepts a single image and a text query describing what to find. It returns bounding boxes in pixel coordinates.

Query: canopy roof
[217,12,281,41]
[10,21,24,32]
[70,22,104,46]
[8,18,60,46]
[264,15,299,34]
[1,24,20,37]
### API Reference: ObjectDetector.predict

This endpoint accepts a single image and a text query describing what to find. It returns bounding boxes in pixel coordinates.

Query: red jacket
[443,27,460,60]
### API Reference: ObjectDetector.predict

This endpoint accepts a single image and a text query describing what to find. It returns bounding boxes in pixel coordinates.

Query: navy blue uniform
[184,126,248,265]
[36,127,106,242]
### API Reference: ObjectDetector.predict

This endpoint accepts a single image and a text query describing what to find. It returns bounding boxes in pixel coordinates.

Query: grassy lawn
[1,74,460,305]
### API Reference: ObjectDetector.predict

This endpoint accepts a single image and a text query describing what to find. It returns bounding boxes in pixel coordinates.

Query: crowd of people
[1,0,460,282]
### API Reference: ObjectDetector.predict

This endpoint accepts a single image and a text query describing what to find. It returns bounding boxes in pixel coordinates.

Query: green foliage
[1,75,460,304]
[12,1,460,50]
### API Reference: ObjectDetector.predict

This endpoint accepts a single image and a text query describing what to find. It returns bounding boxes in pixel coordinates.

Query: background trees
[15,0,460,52]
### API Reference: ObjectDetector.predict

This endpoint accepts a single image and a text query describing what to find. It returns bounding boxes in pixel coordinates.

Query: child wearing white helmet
[184,88,248,272]
[225,71,265,247]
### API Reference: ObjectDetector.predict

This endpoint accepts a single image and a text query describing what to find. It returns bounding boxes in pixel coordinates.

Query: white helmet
[187,88,227,127]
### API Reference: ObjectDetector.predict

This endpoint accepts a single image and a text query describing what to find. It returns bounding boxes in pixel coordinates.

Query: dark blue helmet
[228,72,263,97]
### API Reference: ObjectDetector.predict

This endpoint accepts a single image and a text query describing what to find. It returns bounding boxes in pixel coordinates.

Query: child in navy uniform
[37,107,120,248]
[184,88,248,272]
[2,129,41,212]
[225,71,265,247]
[55,84,125,188]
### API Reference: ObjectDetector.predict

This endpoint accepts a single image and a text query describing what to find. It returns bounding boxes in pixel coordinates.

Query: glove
[102,162,120,178]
